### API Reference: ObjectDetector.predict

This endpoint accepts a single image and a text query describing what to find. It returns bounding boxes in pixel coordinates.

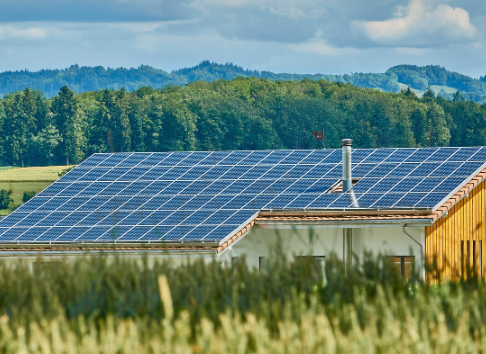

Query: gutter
[255,218,434,227]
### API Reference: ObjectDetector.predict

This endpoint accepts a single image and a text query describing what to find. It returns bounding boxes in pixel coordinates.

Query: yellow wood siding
[426,178,486,281]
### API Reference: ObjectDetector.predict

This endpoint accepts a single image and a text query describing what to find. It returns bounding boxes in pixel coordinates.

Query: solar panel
[1,146,485,245]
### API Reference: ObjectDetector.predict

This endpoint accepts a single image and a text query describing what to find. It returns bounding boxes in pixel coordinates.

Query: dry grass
[0,254,483,353]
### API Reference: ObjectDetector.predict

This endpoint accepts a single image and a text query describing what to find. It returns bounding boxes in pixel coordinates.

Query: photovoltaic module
[0,146,485,244]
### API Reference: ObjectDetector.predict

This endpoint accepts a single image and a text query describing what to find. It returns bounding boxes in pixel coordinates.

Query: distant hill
[1,61,485,103]
[0,65,185,98]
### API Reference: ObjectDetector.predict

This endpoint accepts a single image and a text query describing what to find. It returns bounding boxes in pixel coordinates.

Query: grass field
[397,82,423,96]
[430,84,459,94]
[0,254,484,353]
[0,166,70,214]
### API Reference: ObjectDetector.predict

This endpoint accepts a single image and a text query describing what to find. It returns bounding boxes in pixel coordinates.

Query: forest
[1,61,486,102]
[0,77,485,167]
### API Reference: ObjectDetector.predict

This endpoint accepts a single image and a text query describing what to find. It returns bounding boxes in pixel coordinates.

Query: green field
[0,166,70,214]
[430,84,459,94]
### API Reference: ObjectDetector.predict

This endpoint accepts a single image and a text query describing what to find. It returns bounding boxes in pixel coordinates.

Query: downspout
[342,139,353,275]
[402,223,425,280]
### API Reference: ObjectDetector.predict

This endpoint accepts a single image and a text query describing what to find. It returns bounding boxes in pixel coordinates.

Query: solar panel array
[0,147,485,244]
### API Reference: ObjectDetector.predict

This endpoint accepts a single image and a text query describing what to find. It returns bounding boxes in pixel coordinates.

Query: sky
[0,0,485,77]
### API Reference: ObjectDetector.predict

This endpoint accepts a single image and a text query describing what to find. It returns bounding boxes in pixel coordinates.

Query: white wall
[219,224,425,276]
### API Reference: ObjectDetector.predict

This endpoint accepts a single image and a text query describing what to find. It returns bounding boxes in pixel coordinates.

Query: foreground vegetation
[0,254,484,353]
[1,76,486,167]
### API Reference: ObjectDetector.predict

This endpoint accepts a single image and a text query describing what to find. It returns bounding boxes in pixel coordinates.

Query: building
[0,141,485,280]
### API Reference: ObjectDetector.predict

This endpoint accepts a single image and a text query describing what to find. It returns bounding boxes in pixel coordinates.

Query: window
[259,257,266,271]
[385,256,415,280]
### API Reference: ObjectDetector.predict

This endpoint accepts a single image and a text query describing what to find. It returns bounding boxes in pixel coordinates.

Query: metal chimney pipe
[342,139,352,193]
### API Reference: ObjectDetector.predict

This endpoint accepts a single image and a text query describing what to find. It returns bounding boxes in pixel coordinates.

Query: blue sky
[0,0,484,77]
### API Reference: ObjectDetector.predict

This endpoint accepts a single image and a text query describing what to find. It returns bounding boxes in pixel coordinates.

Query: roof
[0,146,485,248]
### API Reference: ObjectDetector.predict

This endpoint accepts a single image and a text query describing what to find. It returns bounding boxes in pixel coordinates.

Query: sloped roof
[0,146,484,247]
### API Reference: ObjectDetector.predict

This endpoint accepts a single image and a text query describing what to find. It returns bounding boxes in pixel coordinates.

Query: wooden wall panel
[426,179,486,281]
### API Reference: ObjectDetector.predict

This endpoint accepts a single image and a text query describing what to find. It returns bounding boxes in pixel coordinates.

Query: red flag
[312,131,324,141]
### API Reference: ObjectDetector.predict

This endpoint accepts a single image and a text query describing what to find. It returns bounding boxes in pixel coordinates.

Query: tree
[0,190,13,209]
[51,86,87,165]
[22,191,36,203]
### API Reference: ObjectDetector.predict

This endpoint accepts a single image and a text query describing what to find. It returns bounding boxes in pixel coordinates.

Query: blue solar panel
[304,164,337,178]
[77,212,111,226]
[362,149,396,163]
[267,195,298,209]
[300,150,332,164]
[368,179,402,193]
[238,151,271,165]
[1,146,485,245]
[139,167,170,180]
[394,193,427,208]
[118,226,153,241]
[262,165,293,179]
[78,227,110,241]
[267,179,296,194]
[352,179,378,193]
[77,153,110,168]
[355,194,382,208]
[56,212,91,226]
[351,149,373,163]
[372,193,404,208]
[367,164,398,177]
[454,162,484,176]
[160,167,190,180]
[406,149,436,162]
[140,226,174,241]
[180,166,211,180]
[203,196,234,209]
[56,227,90,242]
[218,151,251,165]
[470,148,486,161]
[383,149,415,162]
[183,210,214,225]
[58,169,88,182]
[198,151,232,165]
[36,212,70,226]
[304,179,335,193]
[203,225,239,242]
[246,195,276,209]
[183,226,217,240]
[259,150,290,165]
[97,153,132,167]
[221,166,250,179]
[428,148,458,162]
[389,178,423,192]
[0,227,28,241]
[321,150,341,163]
[286,194,318,209]
[279,150,312,164]
[141,211,172,225]
[203,210,236,224]
[159,152,192,166]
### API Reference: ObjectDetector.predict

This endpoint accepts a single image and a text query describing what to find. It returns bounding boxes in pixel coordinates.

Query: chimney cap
[342,139,352,147]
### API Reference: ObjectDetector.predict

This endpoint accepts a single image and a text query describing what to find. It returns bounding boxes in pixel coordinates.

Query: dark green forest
[1,77,486,167]
[1,61,486,102]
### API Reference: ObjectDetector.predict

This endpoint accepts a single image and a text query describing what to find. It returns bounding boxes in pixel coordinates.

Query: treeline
[0,78,486,167]
[2,61,486,103]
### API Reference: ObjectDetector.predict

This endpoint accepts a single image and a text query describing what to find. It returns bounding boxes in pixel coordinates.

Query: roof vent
[342,139,352,193]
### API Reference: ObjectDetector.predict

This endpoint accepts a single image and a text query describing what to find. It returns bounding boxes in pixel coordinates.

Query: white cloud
[0,25,46,40]
[356,0,476,47]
